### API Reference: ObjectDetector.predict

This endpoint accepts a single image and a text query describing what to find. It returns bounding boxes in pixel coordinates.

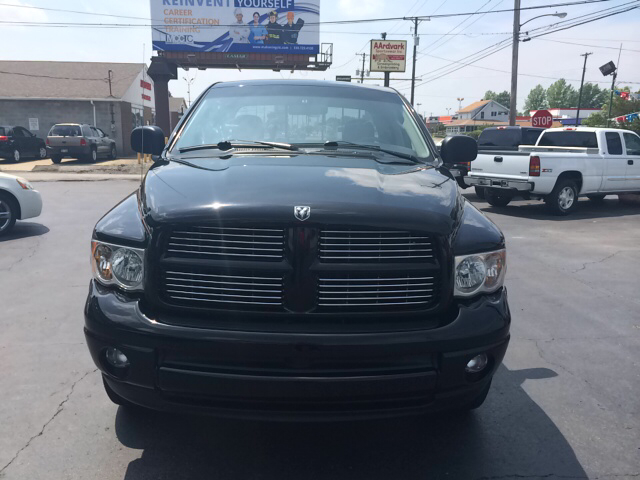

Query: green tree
[547,79,578,108]
[577,83,608,109]
[483,90,510,108]
[582,86,640,133]
[483,90,497,101]
[523,84,549,114]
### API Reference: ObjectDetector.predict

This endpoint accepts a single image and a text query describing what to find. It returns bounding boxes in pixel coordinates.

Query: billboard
[370,40,407,73]
[151,1,320,54]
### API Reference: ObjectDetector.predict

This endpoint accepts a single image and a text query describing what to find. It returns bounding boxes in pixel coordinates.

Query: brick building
[0,61,156,156]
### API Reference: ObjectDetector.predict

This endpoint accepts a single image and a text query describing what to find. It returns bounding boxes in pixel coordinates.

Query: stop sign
[532,110,553,128]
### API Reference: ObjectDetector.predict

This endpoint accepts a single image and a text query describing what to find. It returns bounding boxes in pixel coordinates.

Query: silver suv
[47,124,117,164]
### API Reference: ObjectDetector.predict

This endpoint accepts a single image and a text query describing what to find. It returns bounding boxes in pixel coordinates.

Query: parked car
[85,80,510,420]
[470,126,544,198]
[0,172,43,236]
[0,125,48,162]
[466,127,640,215]
[47,124,117,164]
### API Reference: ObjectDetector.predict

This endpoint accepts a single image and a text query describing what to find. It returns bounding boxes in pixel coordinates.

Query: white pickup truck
[465,127,640,215]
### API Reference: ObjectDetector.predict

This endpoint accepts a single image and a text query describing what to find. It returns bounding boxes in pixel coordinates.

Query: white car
[0,172,43,236]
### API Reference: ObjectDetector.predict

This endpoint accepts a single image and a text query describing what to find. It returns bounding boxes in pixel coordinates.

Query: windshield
[538,131,598,148]
[49,125,82,137]
[172,84,432,161]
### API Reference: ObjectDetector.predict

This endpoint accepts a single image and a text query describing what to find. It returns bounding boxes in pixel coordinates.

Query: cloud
[337,0,384,19]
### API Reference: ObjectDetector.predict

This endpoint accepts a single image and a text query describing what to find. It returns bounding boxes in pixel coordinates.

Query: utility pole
[107,70,114,97]
[360,53,367,83]
[509,0,521,126]
[409,17,420,105]
[607,44,623,127]
[381,32,390,87]
[576,52,592,125]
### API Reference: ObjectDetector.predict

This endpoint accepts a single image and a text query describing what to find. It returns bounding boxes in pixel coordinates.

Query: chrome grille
[319,229,434,262]
[318,274,437,308]
[166,226,285,261]
[161,269,284,307]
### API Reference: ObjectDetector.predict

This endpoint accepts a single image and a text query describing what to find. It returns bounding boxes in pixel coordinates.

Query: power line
[0,0,620,28]
[409,1,639,87]
[416,50,640,84]
[535,37,640,52]
[417,0,495,57]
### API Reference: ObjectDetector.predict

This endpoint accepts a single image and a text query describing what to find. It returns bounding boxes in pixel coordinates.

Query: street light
[509,2,568,125]
[183,75,195,106]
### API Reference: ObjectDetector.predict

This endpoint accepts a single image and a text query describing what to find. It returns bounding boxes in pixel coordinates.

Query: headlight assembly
[91,240,145,291]
[454,249,506,298]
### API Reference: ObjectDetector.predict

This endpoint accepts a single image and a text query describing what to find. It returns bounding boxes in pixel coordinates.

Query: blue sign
[151,0,320,54]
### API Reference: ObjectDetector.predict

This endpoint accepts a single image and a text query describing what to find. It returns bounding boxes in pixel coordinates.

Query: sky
[1,0,639,115]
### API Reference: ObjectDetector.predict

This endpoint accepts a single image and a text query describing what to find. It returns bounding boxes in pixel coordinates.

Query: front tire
[474,186,486,199]
[485,189,511,207]
[546,179,579,216]
[12,149,20,163]
[109,145,117,160]
[38,147,48,159]
[0,192,18,236]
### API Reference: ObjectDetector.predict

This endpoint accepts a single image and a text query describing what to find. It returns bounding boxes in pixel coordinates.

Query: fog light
[465,354,488,373]
[105,347,129,368]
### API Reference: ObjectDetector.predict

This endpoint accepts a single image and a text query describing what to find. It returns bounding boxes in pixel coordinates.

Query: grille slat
[318,274,438,309]
[319,228,435,263]
[161,268,284,309]
[166,226,285,261]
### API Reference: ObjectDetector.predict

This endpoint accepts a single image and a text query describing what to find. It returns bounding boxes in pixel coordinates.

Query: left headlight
[91,240,145,291]
[454,249,506,298]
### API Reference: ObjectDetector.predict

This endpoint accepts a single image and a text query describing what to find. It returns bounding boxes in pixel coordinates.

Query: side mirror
[440,135,477,165]
[131,126,165,155]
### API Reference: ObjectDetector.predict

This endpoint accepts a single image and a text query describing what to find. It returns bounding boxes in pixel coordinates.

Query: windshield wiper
[322,140,421,164]
[179,140,298,154]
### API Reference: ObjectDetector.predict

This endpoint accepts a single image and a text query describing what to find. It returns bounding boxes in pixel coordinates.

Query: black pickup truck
[85,80,510,420]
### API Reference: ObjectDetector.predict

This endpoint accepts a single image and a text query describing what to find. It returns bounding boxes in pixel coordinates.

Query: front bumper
[14,187,42,220]
[465,176,533,192]
[84,281,511,420]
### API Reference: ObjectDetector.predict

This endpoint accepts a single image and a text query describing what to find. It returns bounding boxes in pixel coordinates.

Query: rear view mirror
[131,126,165,155]
[440,135,477,165]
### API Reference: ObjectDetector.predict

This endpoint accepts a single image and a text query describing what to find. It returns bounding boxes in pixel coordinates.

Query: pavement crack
[572,250,624,273]
[0,236,41,273]
[0,368,98,475]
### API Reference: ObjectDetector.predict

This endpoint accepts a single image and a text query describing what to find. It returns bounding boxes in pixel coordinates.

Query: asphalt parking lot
[1,179,639,480]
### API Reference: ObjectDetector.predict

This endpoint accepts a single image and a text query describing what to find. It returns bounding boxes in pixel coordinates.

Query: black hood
[140,154,461,235]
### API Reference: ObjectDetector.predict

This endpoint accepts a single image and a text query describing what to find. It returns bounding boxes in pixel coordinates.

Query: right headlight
[91,240,145,291]
[454,249,506,298]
